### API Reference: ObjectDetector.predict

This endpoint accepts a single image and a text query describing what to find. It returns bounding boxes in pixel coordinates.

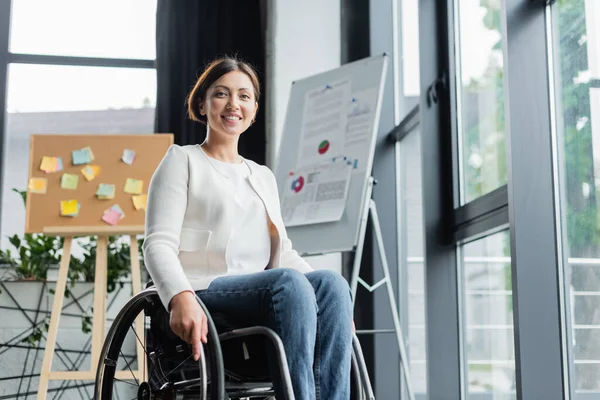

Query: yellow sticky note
[60,173,79,190]
[124,178,143,195]
[81,165,100,181]
[40,156,56,173]
[132,194,147,211]
[40,156,63,173]
[28,177,48,194]
[60,200,79,217]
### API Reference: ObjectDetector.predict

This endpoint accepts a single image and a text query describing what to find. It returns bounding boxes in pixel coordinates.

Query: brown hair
[187,56,261,124]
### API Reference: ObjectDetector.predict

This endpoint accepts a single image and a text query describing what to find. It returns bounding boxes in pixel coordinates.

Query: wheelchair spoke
[126,319,165,387]
[153,353,194,388]
[129,322,147,383]
[113,378,139,387]
[119,349,139,386]
[130,322,147,354]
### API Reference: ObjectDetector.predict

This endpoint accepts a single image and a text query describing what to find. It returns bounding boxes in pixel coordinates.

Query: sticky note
[81,165,100,181]
[40,156,63,173]
[72,147,95,165]
[28,177,48,194]
[60,173,79,190]
[55,157,64,172]
[102,205,125,225]
[40,157,54,172]
[124,178,143,195]
[132,194,147,211]
[122,149,136,165]
[102,209,121,225]
[96,183,115,199]
[107,204,125,219]
[60,200,80,217]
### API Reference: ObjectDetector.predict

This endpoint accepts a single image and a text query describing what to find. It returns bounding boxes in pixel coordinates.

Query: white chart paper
[296,79,351,168]
[282,162,353,227]
[342,88,379,174]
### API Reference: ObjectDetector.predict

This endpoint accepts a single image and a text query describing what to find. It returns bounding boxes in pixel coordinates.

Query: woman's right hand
[169,291,208,361]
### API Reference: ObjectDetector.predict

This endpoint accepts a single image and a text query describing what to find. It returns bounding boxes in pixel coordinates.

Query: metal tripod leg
[370,200,414,400]
[349,179,415,400]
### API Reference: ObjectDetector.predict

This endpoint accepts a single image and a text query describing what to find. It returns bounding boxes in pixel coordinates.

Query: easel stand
[350,177,415,400]
[37,226,145,400]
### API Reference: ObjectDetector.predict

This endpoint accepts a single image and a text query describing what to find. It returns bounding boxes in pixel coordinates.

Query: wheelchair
[94,285,375,399]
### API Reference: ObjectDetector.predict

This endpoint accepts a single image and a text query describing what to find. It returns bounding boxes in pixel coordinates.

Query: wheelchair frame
[94,287,375,399]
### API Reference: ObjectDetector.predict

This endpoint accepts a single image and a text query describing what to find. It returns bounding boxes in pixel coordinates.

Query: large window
[552,0,600,395]
[1,1,157,250]
[398,128,427,396]
[407,0,598,396]
[461,231,515,397]
[398,0,426,396]
[455,0,507,204]
[454,1,514,395]
[9,0,156,59]
[401,0,420,110]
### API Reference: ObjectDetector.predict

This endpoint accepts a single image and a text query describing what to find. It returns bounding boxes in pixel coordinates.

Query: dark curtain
[155,0,267,165]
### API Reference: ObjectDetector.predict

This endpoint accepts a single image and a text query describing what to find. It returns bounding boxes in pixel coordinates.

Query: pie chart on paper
[291,176,305,193]
[318,140,330,155]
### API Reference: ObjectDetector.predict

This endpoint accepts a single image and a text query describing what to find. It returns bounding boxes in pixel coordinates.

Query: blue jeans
[196,268,353,400]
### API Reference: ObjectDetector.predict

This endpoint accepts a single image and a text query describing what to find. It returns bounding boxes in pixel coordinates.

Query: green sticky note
[96,183,115,199]
[60,173,79,190]
[72,147,94,165]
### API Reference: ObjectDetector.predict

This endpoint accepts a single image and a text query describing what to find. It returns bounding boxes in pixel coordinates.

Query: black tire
[93,288,226,399]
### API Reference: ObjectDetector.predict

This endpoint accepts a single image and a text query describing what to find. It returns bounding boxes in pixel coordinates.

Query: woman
[143,56,353,400]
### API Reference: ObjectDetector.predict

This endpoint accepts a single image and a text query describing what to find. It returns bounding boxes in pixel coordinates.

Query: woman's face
[201,70,258,138]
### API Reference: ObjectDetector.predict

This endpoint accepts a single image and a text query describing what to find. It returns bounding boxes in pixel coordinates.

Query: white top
[143,145,313,310]
[207,156,271,275]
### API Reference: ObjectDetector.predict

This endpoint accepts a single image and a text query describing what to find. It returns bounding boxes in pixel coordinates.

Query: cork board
[25,134,174,234]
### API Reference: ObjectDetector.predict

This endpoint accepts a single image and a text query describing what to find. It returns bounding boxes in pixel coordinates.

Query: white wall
[265,0,341,168]
[265,0,342,272]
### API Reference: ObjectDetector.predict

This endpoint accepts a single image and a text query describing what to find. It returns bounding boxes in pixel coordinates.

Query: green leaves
[12,188,26,207]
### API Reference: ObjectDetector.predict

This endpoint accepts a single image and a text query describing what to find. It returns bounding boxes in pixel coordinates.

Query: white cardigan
[143,144,313,309]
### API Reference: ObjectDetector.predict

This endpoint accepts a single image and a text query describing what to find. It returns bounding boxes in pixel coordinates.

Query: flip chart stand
[37,225,146,400]
[350,177,415,400]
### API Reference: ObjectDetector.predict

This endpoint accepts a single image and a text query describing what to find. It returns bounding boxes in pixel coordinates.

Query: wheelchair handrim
[94,288,224,399]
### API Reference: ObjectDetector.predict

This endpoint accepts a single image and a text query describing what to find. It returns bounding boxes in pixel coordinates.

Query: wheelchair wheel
[94,288,225,399]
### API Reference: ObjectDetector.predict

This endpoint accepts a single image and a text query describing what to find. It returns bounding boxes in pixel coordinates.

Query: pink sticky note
[102,209,121,225]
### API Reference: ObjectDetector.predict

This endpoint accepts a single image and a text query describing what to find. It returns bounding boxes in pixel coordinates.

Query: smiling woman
[143,56,355,400]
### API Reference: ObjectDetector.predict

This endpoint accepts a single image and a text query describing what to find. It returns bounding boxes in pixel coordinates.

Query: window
[9,0,157,60]
[551,0,600,395]
[455,0,507,204]
[398,127,427,396]
[398,0,425,395]
[402,0,420,103]
[461,231,515,397]
[1,1,157,251]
